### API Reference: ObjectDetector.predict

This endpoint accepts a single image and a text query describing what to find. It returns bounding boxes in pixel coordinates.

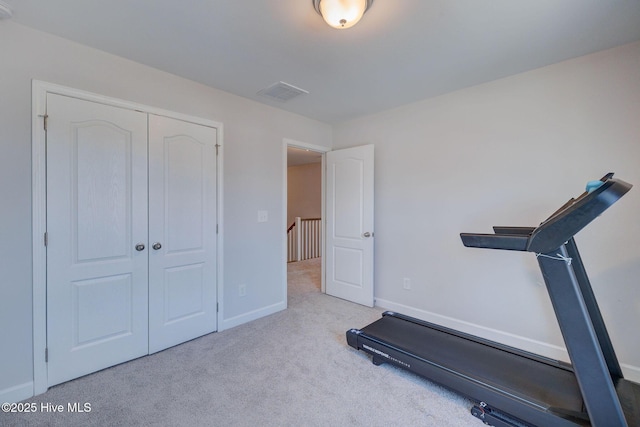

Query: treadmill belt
[360,315,585,414]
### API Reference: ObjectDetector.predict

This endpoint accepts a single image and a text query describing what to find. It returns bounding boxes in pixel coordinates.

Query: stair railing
[287,217,322,262]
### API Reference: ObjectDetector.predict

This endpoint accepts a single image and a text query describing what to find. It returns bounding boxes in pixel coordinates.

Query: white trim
[0,382,34,404]
[32,80,48,396]
[221,301,286,331]
[375,297,572,363]
[282,142,289,308]
[282,139,330,298]
[621,363,640,384]
[33,81,222,129]
[31,80,224,395]
[216,131,225,331]
[283,138,331,154]
[320,153,326,292]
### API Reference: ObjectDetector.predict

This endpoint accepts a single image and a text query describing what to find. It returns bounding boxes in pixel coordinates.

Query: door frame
[31,80,224,395]
[282,139,330,297]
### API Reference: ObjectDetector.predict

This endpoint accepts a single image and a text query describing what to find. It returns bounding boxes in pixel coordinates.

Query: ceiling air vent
[257,81,309,102]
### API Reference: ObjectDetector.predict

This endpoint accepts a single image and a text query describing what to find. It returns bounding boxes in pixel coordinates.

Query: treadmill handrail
[460,176,632,254]
[527,178,632,253]
[460,233,529,251]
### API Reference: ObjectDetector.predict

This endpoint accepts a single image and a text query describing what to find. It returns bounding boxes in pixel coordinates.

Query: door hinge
[215,144,220,156]
[39,114,49,131]
[216,302,219,313]
[44,232,48,247]
[216,224,219,234]
[45,348,48,363]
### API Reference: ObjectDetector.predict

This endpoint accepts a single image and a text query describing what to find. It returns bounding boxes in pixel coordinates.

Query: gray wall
[0,22,331,402]
[333,41,640,381]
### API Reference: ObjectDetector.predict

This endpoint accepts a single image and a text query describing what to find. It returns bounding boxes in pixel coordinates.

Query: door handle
[362,232,373,238]
[135,243,145,251]
[152,242,162,250]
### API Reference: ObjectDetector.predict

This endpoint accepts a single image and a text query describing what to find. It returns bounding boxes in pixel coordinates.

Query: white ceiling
[6,0,640,124]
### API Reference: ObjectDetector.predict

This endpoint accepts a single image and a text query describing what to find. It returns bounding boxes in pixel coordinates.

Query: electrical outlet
[258,210,268,223]
[239,284,246,297]
[403,278,411,290]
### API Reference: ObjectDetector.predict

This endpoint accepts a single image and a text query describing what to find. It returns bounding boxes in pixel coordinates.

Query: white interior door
[325,144,374,306]
[46,94,149,386]
[148,115,218,353]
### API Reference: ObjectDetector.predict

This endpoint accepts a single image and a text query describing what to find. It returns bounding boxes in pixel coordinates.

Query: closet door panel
[46,94,149,386]
[148,114,218,353]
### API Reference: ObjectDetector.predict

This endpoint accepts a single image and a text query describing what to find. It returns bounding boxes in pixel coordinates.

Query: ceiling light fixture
[313,0,374,30]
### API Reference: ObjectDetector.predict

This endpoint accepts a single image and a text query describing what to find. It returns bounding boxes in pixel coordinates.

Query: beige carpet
[2,258,476,427]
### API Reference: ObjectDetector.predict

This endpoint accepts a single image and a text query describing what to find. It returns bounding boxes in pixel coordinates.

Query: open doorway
[282,141,375,307]
[284,140,328,299]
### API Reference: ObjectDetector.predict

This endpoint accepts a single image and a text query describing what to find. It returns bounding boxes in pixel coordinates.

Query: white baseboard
[375,298,570,361]
[221,300,286,331]
[374,298,640,383]
[622,363,640,383]
[0,381,33,403]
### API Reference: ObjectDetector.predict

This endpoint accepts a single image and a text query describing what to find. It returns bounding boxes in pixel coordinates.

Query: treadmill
[346,173,640,427]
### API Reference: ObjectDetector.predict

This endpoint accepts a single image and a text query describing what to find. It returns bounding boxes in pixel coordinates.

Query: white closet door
[148,115,218,353]
[46,94,149,386]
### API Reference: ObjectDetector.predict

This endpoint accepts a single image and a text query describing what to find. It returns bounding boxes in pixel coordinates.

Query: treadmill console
[460,173,632,254]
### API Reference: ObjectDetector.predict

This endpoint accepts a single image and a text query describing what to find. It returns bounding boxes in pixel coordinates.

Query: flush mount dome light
[313,0,374,29]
